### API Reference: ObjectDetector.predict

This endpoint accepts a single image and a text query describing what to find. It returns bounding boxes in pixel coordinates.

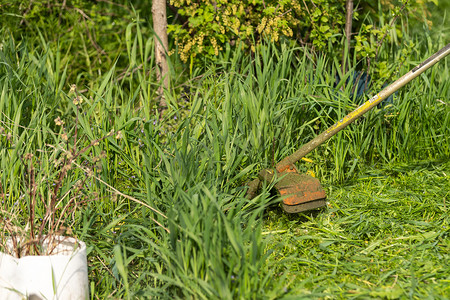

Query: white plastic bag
[0,236,89,300]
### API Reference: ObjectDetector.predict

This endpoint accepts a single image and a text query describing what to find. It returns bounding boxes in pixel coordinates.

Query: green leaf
[319,25,330,33]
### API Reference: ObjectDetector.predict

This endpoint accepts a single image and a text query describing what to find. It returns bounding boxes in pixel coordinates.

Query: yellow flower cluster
[210,37,220,56]
[179,31,223,62]
[256,17,267,34]
[257,13,296,42]
[179,40,193,62]
[172,0,304,62]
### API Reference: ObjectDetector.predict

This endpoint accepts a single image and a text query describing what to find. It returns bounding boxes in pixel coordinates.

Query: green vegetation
[265,160,450,298]
[1,0,449,298]
[168,0,437,63]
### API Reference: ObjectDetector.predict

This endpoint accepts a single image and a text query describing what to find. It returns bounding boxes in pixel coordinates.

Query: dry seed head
[75,180,83,189]
[115,131,123,139]
[62,164,72,172]
[23,153,34,160]
[61,133,68,141]
[54,117,64,126]
[73,96,83,105]
[66,227,73,235]
[65,151,73,160]
[70,84,77,93]
[57,226,73,236]
[54,157,64,167]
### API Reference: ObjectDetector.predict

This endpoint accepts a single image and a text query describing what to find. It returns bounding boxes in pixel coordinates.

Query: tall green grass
[1,14,449,298]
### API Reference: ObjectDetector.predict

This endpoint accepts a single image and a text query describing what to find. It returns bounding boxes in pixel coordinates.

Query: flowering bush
[168,0,435,64]
[169,0,345,62]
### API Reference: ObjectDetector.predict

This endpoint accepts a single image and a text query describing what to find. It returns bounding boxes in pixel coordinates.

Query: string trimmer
[247,43,450,213]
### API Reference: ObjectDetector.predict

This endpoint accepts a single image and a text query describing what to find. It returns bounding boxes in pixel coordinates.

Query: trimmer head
[246,44,450,213]
[259,167,327,213]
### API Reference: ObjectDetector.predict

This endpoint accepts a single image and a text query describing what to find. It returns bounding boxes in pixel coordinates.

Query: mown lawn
[264,160,449,298]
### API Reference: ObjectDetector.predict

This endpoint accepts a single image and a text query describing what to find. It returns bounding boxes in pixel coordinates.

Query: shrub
[168,0,437,65]
[0,0,143,84]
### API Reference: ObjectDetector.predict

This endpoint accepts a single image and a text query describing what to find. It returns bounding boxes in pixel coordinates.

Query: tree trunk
[152,0,169,112]
[342,0,353,74]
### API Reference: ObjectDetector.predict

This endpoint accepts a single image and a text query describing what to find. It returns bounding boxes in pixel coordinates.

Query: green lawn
[264,160,449,298]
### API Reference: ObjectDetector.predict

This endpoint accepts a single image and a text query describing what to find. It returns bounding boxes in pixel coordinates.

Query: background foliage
[168,0,438,64]
[0,0,147,85]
